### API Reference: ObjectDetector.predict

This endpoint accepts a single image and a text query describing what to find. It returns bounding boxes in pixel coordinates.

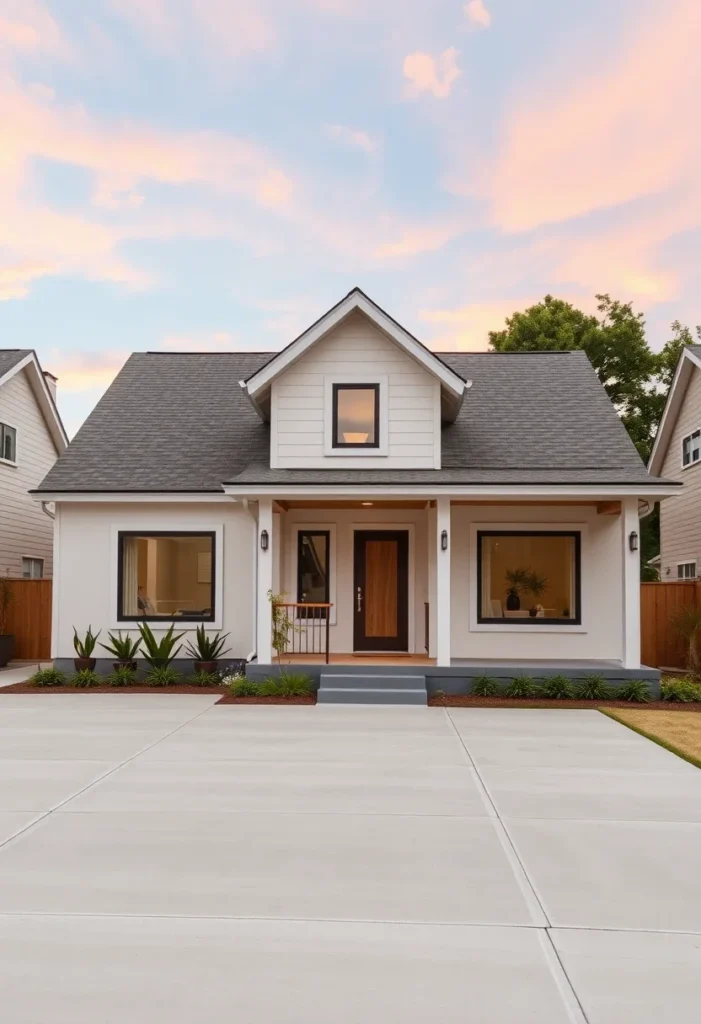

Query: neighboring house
[35,289,678,698]
[649,345,701,580]
[0,350,67,579]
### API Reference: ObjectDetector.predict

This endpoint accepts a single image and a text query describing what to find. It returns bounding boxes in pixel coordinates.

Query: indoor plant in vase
[184,624,230,674]
[100,631,141,672]
[504,568,530,611]
[526,572,548,617]
[0,576,14,668]
[73,625,101,670]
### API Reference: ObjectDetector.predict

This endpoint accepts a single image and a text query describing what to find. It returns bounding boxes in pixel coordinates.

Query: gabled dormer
[239,288,467,470]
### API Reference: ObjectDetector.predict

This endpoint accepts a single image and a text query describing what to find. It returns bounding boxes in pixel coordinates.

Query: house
[35,289,677,700]
[0,350,67,579]
[649,345,701,580]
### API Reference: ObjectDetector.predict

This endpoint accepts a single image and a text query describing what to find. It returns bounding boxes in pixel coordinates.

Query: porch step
[318,674,427,705]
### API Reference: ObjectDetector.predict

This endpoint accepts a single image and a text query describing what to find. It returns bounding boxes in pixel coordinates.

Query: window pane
[683,437,691,466]
[120,534,214,619]
[335,387,376,446]
[480,533,578,622]
[1,424,16,461]
[692,432,701,463]
[298,532,329,619]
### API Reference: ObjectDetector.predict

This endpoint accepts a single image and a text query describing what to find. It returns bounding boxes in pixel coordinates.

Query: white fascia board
[223,482,682,501]
[648,347,701,475]
[32,492,235,503]
[0,352,68,451]
[243,290,466,402]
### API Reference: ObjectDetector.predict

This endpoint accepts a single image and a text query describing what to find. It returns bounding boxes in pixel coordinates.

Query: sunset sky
[0,0,699,435]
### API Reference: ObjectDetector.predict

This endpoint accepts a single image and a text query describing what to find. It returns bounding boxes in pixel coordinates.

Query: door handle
[357,587,363,612]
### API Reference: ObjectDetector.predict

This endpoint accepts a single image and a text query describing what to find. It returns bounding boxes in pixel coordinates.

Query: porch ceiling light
[629,530,638,552]
[361,501,373,506]
[260,529,269,551]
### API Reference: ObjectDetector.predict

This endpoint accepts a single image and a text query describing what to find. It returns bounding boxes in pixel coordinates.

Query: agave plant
[73,625,101,658]
[137,621,185,668]
[100,631,141,663]
[184,624,230,663]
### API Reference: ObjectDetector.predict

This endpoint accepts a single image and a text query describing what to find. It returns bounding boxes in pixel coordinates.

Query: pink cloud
[324,124,376,153]
[403,48,461,100]
[465,1,491,29]
[0,0,68,56]
[419,299,534,350]
[44,349,131,394]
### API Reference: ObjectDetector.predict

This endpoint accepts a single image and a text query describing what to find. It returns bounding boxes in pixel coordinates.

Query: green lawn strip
[599,708,701,771]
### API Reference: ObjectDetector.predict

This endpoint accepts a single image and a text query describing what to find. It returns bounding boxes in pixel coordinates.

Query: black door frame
[353,530,409,652]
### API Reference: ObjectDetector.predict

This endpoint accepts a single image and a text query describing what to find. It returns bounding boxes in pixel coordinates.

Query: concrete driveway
[0,699,700,1022]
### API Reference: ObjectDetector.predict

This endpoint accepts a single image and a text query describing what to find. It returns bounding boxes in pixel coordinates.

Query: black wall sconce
[441,530,448,551]
[629,531,638,552]
[260,529,269,551]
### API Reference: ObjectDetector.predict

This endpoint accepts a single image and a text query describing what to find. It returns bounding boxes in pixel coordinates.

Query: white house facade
[36,289,678,699]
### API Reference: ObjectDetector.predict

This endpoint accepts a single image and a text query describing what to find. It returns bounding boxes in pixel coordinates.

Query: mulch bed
[429,695,701,711]
[0,682,315,704]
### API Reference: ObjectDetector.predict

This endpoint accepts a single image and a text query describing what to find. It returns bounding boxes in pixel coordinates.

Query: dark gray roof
[0,349,31,378]
[37,349,669,492]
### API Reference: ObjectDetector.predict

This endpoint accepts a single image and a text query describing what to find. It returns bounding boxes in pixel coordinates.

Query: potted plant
[137,621,185,669]
[73,625,101,671]
[0,576,13,668]
[526,571,548,616]
[100,631,142,672]
[184,624,230,673]
[504,568,530,611]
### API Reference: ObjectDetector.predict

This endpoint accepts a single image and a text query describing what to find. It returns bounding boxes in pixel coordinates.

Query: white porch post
[256,498,274,665]
[435,497,451,666]
[622,497,641,669]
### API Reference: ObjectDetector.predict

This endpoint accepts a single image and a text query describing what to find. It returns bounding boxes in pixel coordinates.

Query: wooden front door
[353,531,409,652]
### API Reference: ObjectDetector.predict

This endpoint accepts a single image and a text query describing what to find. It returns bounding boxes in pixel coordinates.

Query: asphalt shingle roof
[0,349,31,379]
[37,348,667,492]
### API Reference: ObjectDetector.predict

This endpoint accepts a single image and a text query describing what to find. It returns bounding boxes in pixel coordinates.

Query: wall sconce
[629,531,638,552]
[260,529,269,551]
[441,530,448,551]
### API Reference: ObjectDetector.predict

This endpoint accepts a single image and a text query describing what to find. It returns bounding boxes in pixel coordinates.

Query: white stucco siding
[52,502,255,660]
[271,311,440,469]
[450,504,624,661]
[0,368,59,578]
[280,506,429,654]
[659,365,701,577]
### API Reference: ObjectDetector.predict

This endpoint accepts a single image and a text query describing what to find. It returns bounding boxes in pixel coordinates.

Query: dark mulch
[0,681,316,704]
[429,695,701,711]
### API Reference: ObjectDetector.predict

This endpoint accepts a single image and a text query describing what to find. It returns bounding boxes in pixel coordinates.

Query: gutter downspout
[242,498,258,662]
[41,501,55,520]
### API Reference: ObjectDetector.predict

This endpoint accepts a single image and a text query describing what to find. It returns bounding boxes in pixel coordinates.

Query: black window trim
[296,529,330,619]
[331,382,380,449]
[476,529,582,626]
[117,530,216,622]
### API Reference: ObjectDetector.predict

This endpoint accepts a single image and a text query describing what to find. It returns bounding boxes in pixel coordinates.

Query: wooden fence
[641,580,700,670]
[4,579,52,661]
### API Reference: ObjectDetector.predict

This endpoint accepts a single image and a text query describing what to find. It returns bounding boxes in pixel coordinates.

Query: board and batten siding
[0,368,59,578]
[271,311,441,469]
[659,364,701,578]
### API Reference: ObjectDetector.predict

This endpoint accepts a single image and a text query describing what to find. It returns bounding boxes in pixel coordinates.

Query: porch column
[435,497,451,666]
[256,498,274,665]
[622,497,641,669]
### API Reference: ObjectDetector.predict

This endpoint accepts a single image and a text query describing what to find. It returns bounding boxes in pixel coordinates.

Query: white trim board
[223,483,681,500]
[323,374,389,458]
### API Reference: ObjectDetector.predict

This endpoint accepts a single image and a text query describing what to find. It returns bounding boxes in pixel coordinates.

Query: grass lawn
[603,709,701,770]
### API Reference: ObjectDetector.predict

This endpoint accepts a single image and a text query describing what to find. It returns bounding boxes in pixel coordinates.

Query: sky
[0,0,699,436]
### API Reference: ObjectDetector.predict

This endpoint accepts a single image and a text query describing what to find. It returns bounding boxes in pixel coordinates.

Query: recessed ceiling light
[361,501,373,506]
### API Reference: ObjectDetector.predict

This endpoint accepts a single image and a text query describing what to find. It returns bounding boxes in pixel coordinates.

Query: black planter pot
[0,634,14,668]
[74,657,96,671]
[194,660,217,674]
[505,591,520,611]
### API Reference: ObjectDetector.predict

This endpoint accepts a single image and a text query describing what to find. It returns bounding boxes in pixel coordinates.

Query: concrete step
[320,673,426,692]
[318,687,428,705]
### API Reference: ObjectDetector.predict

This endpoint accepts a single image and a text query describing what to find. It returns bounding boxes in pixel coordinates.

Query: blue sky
[0,0,699,435]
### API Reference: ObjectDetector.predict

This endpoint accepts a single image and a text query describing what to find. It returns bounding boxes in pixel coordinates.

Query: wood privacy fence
[641,580,701,670]
[4,579,52,660]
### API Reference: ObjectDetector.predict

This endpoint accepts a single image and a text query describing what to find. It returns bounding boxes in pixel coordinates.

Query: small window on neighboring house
[22,557,44,578]
[332,384,380,448]
[0,423,17,462]
[678,562,697,579]
[682,429,701,467]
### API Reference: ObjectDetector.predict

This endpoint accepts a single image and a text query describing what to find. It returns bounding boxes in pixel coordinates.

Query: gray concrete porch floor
[0,699,699,1021]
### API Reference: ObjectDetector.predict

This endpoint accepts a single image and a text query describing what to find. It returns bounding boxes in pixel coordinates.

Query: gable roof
[241,288,468,422]
[36,348,670,495]
[648,345,701,476]
[0,348,68,452]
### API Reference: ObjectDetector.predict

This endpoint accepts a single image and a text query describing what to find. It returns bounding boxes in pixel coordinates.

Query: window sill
[471,623,587,634]
[0,457,17,468]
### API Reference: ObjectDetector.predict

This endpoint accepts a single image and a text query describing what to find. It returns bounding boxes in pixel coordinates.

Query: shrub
[100,631,141,661]
[228,677,259,697]
[575,674,613,701]
[188,670,221,687]
[505,675,540,699]
[71,669,101,688]
[276,672,313,697]
[184,625,230,662]
[30,667,66,687]
[137,622,185,668]
[108,666,138,687]
[615,679,652,703]
[146,666,181,688]
[541,674,574,700]
[73,625,100,658]
[471,675,500,697]
[661,677,701,703]
[257,678,283,697]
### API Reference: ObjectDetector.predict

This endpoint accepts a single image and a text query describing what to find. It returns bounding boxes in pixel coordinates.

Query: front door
[353,530,409,652]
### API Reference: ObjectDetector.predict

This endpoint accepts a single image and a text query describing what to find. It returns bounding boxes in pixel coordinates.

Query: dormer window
[332,383,380,449]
